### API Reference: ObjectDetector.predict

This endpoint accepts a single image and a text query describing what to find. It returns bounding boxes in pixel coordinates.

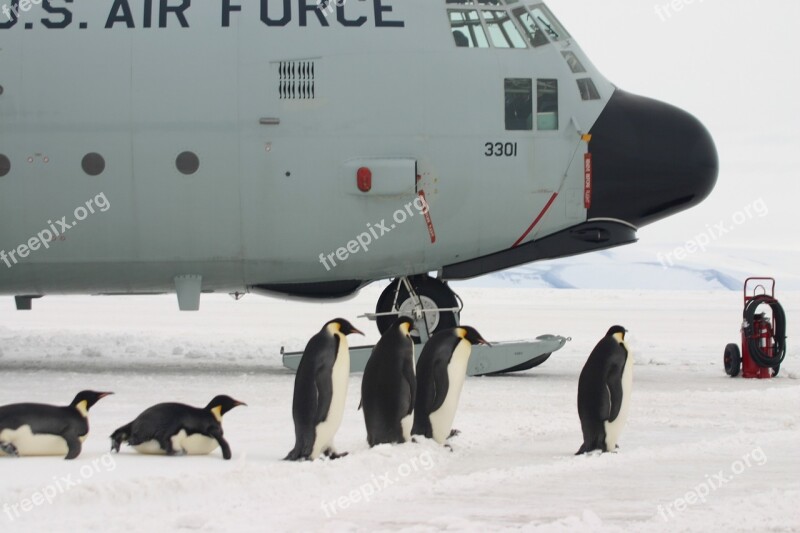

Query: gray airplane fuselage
[0,0,718,300]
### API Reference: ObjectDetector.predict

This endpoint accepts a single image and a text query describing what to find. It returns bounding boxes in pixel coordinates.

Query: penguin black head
[606,325,627,342]
[70,390,113,415]
[205,395,247,418]
[458,326,491,347]
[326,318,365,337]
[392,316,416,337]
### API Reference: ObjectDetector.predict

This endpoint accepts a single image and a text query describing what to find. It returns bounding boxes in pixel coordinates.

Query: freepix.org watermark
[654,0,706,22]
[1,0,41,22]
[318,195,430,271]
[316,0,346,17]
[657,198,767,268]
[657,446,767,522]
[321,451,435,517]
[1,192,111,269]
[3,453,117,523]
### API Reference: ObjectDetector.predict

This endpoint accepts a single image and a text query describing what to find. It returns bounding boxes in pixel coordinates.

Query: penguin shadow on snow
[110,395,246,460]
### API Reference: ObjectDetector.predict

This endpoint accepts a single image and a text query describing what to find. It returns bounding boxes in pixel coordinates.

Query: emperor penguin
[285,318,364,461]
[361,316,416,446]
[412,326,490,444]
[0,390,113,459]
[110,395,246,460]
[576,325,633,454]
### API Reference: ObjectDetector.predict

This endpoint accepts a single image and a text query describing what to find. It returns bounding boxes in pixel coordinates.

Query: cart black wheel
[375,276,459,341]
[724,343,741,377]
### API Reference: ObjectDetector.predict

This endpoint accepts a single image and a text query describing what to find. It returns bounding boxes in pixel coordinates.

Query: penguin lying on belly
[576,325,633,454]
[0,390,113,460]
[110,395,245,460]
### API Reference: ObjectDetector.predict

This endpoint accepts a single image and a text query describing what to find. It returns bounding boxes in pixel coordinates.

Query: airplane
[0,0,718,372]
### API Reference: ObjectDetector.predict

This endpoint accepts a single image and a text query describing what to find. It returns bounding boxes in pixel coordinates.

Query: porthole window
[176,151,200,175]
[82,153,106,176]
[0,154,9,177]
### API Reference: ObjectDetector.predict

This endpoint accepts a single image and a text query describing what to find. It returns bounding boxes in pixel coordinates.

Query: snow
[0,287,798,532]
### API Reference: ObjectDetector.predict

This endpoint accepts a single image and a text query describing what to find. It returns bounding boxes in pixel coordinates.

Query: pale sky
[548,0,800,249]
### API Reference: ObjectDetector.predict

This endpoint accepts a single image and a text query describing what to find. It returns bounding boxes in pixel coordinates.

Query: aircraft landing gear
[374,275,461,342]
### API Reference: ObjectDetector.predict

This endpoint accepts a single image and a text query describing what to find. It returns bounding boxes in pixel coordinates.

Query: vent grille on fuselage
[278,61,315,100]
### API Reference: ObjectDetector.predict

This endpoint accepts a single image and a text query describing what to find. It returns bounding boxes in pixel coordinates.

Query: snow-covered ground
[0,287,798,532]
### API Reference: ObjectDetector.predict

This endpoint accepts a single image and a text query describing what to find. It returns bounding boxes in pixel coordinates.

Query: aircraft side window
[484,10,527,48]
[512,7,549,48]
[529,4,570,42]
[537,79,559,131]
[449,10,490,48]
[562,51,586,73]
[505,78,533,131]
[0,154,9,177]
[577,78,601,101]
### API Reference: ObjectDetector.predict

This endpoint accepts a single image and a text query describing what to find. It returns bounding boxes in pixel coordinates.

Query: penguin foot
[0,442,19,457]
[324,449,349,460]
[444,444,454,453]
[447,429,461,440]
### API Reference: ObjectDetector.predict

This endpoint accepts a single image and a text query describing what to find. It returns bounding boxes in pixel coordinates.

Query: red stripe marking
[419,190,436,244]
[512,192,559,248]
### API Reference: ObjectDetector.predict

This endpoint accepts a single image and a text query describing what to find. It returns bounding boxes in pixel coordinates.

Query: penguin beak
[235,400,247,407]
[351,327,365,336]
[478,338,492,347]
[97,392,114,399]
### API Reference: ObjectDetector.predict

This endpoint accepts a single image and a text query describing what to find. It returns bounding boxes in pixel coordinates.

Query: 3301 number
[485,142,518,157]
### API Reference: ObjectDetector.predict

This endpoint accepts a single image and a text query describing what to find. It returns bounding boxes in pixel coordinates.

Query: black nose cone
[588,89,718,228]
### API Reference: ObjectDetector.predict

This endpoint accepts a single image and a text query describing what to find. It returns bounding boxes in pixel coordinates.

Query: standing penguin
[576,325,633,454]
[361,316,416,446]
[110,395,245,460]
[0,390,113,459]
[412,326,490,444]
[285,318,364,461]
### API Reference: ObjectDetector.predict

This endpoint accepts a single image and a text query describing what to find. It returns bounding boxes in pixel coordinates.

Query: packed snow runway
[0,288,798,532]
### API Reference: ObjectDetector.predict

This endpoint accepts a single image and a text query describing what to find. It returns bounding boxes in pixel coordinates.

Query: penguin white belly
[133,440,165,455]
[428,340,471,444]
[0,425,69,456]
[604,343,633,451]
[312,335,350,459]
[133,431,219,456]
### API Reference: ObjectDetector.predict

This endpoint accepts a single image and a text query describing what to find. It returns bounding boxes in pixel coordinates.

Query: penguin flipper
[210,428,231,460]
[64,436,82,460]
[606,364,625,422]
[314,367,333,425]
[402,357,417,417]
[429,358,450,414]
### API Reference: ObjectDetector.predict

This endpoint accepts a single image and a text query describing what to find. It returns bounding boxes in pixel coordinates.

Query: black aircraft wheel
[724,343,741,377]
[376,276,459,340]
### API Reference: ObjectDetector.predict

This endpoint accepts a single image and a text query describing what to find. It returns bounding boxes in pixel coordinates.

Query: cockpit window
[449,10,490,48]
[562,51,586,73]
[529,5,570,42]
[576,78,601,101]
[511,6,549,47]
[484,10,527,48]
[447,2,570,50]
[537,79,559,130]
[505,78,533,130]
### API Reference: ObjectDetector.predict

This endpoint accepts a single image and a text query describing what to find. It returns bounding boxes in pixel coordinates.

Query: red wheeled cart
[724,278,787,379]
